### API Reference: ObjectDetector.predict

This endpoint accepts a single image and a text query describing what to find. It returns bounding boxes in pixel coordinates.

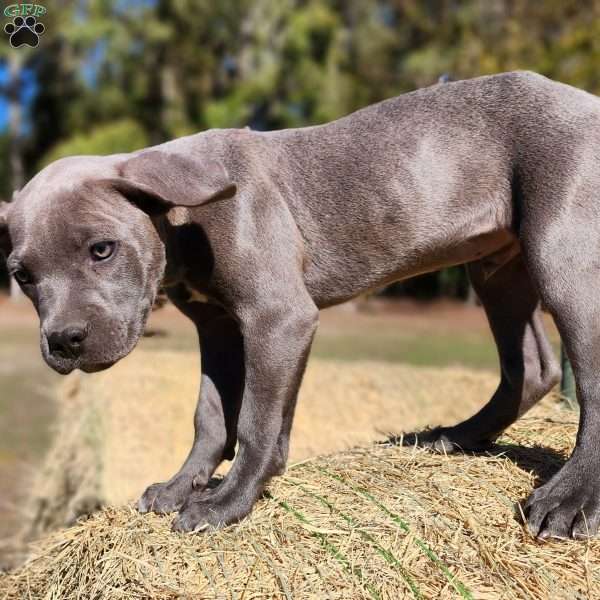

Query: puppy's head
[0,151,235,375]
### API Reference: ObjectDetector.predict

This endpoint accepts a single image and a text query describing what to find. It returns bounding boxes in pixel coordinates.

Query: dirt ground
[0,295,561,558]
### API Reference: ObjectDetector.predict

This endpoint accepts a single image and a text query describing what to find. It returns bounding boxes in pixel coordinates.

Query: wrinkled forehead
[8,155,129,256]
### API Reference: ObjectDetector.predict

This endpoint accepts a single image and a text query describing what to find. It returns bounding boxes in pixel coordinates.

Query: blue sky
[0,0,156,134]
[0,63,38,133]
[0,64,10,131]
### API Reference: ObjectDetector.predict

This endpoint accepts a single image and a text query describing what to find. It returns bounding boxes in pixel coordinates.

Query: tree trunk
[8,52,24,302]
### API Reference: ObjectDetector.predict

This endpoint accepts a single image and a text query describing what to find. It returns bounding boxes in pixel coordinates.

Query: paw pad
[4,16,45,48]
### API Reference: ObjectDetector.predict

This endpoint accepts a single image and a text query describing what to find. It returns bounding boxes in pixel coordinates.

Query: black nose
[48,325,88,360]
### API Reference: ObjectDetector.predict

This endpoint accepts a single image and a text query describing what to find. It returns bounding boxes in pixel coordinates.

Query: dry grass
[2,350,598,599]
[2,400,597,599]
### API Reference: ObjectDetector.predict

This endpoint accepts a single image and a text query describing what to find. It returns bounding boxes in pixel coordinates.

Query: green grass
[142,318,501,371]
[311,330,499,371]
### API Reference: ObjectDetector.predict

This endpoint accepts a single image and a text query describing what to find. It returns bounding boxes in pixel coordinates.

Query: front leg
[172,299,318,532]
[138,303,244,514]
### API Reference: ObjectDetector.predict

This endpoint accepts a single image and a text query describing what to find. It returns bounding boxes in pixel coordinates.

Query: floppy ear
[0,201,12,257]
[104,150,237,216]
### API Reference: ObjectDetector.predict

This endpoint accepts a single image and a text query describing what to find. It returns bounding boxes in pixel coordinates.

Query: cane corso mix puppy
[2,71,599,539]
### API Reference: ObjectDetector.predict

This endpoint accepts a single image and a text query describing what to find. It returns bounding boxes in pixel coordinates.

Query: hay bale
[19,349,499,537]
[3,400,598,599]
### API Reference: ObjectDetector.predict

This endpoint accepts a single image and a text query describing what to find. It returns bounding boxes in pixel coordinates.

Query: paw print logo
[4,16,45,48]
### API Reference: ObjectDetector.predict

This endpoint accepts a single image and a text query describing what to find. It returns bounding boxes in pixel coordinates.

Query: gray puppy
[2,71,598,539]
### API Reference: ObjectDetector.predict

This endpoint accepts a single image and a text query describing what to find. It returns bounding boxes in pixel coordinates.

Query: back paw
[389,426,495,453]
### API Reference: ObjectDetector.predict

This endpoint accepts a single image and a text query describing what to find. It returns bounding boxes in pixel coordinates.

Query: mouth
[44,353,117,375]
[80,360,117,373]
[45,356,80,375]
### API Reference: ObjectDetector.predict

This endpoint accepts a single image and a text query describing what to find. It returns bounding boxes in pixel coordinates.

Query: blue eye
[90,241,116,261]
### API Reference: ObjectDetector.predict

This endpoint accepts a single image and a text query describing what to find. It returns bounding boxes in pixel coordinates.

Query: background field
[0,296,561,560]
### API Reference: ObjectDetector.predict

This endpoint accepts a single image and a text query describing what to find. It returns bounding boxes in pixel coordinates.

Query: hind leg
[411,253,560,452]
[522,210,600,538]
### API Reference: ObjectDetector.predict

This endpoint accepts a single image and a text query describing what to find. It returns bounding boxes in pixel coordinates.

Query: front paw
[171,490,252,533]
[137,475,193,515]
[524,460,600,539]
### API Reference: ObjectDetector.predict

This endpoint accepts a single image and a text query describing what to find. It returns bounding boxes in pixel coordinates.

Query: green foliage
[4,0,600,297]
[13,0,600,151]
[40,120,149,167]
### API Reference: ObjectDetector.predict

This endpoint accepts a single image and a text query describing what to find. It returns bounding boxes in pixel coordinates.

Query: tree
[6,0,600,299]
